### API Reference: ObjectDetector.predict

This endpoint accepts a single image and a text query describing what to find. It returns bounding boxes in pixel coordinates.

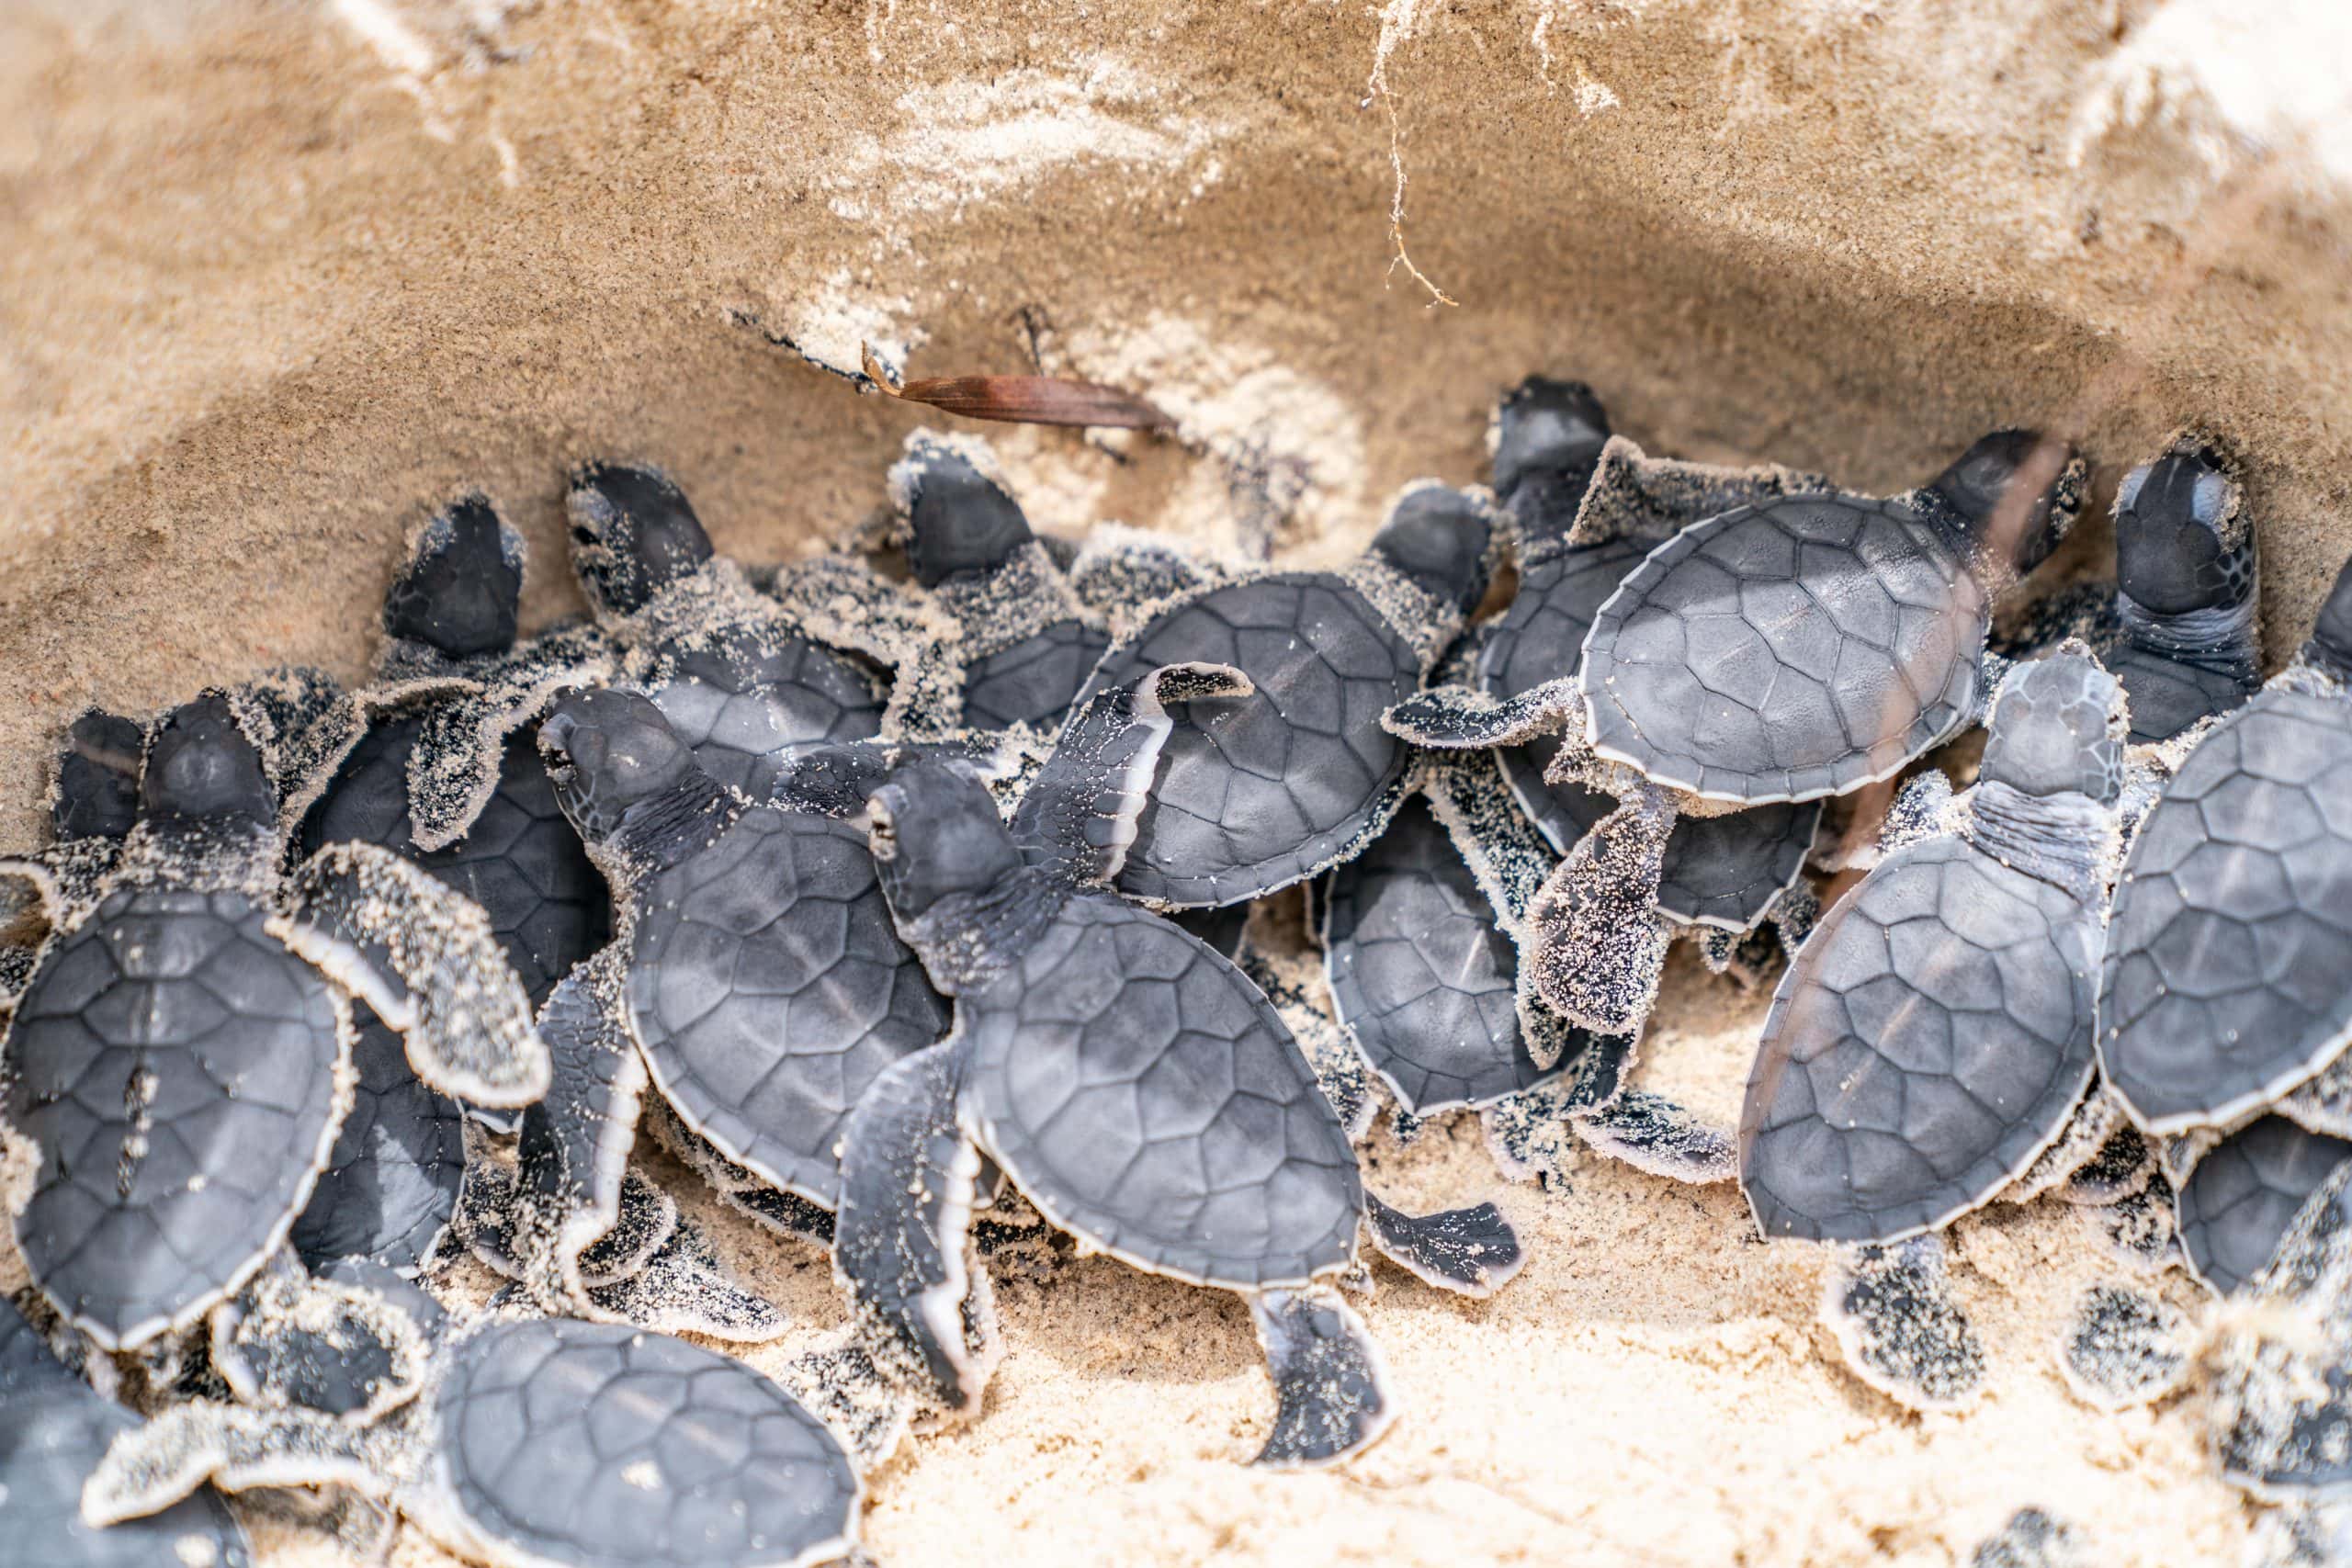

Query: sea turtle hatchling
[867,431,1112,741]
[1740,652,2126,1245]
[287,498,609,1263]
[1473,378,1828,943]
[1070,481,1497,908]
[566,462,900,799]
[2101,437,2263,747]
[85,1282,863,1568]
[2,1294,254,1568]
[529,686,952,1214]
[0,694,548,1352]
[801,662,1525,1466]
[2100,552,2352,1134]
[1388,429,2084,1035]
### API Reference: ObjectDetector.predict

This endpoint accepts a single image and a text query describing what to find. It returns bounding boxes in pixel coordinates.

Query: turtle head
[141,694,276,827]
[2113,441,2255,617]
[538,688,706,844]
[1369,485,1494,616]
[383,496,525,658]
[2309,553,2352,678]
[865,760,1023,927]
[1491,377,1611,542]
[1980,653,2125,805]
[52,710,144,842]
[891,437,1035,587]
[1925,430,2084,575]
[566,463,716,618]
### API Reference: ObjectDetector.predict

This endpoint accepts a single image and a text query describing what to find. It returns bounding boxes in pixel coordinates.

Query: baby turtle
[533,687,951,1212]
[2101,553,2352,1133]
[1390,429,2083,1033]
[2104,437,2262,746]
[1741,653,2124,1244]
[2177,1115,2352,1295]
[1475,378,1826,939]
[2,1294,254,1568]
[1320,746,1626,1125]
[88,1289,862,1568]
[0,694,546,1351]
[801,664,1524,1464]
[876,432,1111,739]
[1073,482,1496,908]
[567,462,895,798]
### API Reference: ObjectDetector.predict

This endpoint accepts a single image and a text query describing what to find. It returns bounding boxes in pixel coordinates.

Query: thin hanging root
[860,344,1172,430]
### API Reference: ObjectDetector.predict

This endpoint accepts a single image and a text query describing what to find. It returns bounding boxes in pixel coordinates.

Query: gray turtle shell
[301,718,609,1007]
[6,888,344,1348]
[1482,546,1822,929]
[1082,573,1419,906]
[649,626,885,800]
[962,618,1112,735]
[436,1317,858,1568]
[963,897,1363,1286]
[6,1386,254,1568]
[290,1016,463,1273]
[1741,836,2098,1243]
[2178,1116,2352,1295]
[1582,494,1987,804]
[1321,794,1550,1113]
[2101,689,2352,1130]
[628,804,949,1206]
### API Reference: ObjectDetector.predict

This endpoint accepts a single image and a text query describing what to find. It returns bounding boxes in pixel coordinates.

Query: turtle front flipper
[1247,1285,1395,1468]
[1524,785,1678,1037]
[277,841,549,1110]
[580,1214,789,1344]
[1361,1193,1524,1298]
[1568,434,1832,549]
[1013,660,1253,890]
[1576,1089,1737,1184]
[208,1257,437,1424]
[834,1035,995,1417]
[84,1399,403,1529]
[1381,676,1581,750]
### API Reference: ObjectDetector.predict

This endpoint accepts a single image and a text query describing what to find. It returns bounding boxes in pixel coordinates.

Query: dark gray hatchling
[566,462,899,800]
[1,1292,255,1568]
[285,498,612,1266]
[85,1271,864,1568]
[1069,481,1498,908]
[1389,428,2084,1035]
[529,685,952,1215]
[771,662,1527,1466]
[866,431,1113,742]
[2175,1115,2352,1296]
[1470,378,1828,950]
[1740,652,2126,1245]
[2099,552,2352,1134]
[0,694,547,1352]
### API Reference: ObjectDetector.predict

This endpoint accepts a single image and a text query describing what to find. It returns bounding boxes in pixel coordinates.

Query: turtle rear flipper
[1361,1194,1523,1298]
[277,840,549,1109]
[1012,660,1253,890]
[834,1037,994,1416]
[1823,1236,1985,1413]
[580,1215,789,1344]
[2057,1280,2191,1411]
[1524,785,1677,1036]
[1248,1285,1394,1468]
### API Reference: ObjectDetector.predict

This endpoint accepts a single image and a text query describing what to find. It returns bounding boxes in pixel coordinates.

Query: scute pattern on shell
[1742,839,2098,1243]
[2177,1116,2352,1295]
[628,806,949,1206]
[1084,574,1419,906]
[1582,495,1987,803]
[648,626,887,801]
[960,618,1113,735]
[7,887,345,1348]
[1322,793,1548,1113]
[437,1318,858,1568]
[965,898,1363,1287]
[2102,691,2352,1130]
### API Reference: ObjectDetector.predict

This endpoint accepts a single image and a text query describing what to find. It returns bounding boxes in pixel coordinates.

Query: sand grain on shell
[7,0,2347,1562]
